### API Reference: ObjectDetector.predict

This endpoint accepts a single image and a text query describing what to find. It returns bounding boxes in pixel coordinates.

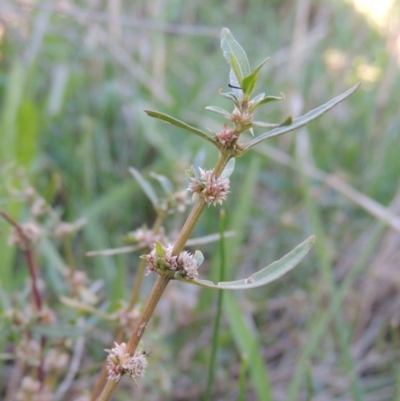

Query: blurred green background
[1,0,400,400]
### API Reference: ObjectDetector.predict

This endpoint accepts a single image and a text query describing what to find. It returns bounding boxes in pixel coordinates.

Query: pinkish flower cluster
[176,251,199,280]
[16,377,53,401]
[230,107,253,127]
[216,125,238,148]
[145,244,177,275]
[8,222,41,249]
[145,245,199,280]
[188,168,230,206]
[106,342,148,382]
[130,226,168,249]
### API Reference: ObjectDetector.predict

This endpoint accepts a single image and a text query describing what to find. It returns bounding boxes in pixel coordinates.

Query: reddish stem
[0,210,45,385]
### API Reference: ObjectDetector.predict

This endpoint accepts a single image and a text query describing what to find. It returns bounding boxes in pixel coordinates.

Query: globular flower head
[176,251,199,280]
[129,226,168,249]
[8,222,41,249]
[144,244,200,280]
[106,342,148,382]
[230,107,253,128]
[216,125,238,148]
[144,244,177,275]
[188,168,229,206]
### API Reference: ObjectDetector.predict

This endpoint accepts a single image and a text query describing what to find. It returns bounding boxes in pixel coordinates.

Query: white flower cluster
[131,226,168,249]
[8,222,41,249]
[188,168,229,206]
[145,245,199,280]
[106,342,148,382]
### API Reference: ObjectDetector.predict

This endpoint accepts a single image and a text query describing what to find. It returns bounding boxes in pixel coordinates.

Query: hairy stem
[172,152,231,256]
[96,152,232,400]
[0,210,46,385]
[98,275,170,401]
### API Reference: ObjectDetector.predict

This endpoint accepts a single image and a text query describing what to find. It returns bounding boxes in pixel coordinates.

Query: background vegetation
[1,0,399,400]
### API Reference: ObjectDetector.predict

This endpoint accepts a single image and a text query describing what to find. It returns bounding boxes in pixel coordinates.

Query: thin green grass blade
[286,221,385,400]
[128,167,159,209]
[238,354,248,401]
[298,160,364,401]
[224,291,272,401]
[223,155,273,401]
[204,209,227,401]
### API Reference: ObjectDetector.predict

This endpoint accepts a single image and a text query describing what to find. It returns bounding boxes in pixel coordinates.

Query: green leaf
[128,167,159,208]
[194,250,204,267]
[149,172,174,194]
[252,116,292,129]
[218,90,240,106]
[144,110,218,147]
[241,73,258,97]
[251,93,266,103]
[250,94,285,112]
[205,106,232,119]
[60,296,111,319]
[178,236,315,290]
[243,83,361,152]
[241,57,269,97]
[221,28,250,77]
[155,241,165,258]
[229,70,243,99]
[252,121,281,128]
[252,57,270,76]
[230,52,244,83]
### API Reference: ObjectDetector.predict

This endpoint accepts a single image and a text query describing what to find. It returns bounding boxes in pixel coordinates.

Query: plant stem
[172,152,231,256]
[96,153,232,401]
[91,214,166,400]
[204,209,226,400]
[0,211,42,311]
[0,210,46,385]
[98,275,170,401]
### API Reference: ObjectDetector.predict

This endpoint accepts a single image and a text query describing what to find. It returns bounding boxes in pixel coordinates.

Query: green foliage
[178,235,315,289]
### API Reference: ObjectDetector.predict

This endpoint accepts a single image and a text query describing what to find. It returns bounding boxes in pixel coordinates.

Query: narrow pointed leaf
[253,121,281,128]
[60,296,111,319]
[250,94,285,112]
[149,172,174,194]
[221,158,235,179]
[229,69,243,99]
[185,231,236,246]
[205,106,232,119]
[86,245,139,257]
[144,110,217,147]
[244,83,361,152]
[218,89,239,106]
[221,28,250,77]
[230,51,244,82]
[155,241,164,258]
[241,73,258,97]
[128,167,158,208]
[241,58,270,96]
[178,236,315,290]
[252,57,270,76]
[253,116,292,129]
[251,93,266,103]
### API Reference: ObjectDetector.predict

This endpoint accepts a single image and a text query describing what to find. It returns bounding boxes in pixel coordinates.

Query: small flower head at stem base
[144,244,200,280]
[105,342,148,382]
[188,168,229,206]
